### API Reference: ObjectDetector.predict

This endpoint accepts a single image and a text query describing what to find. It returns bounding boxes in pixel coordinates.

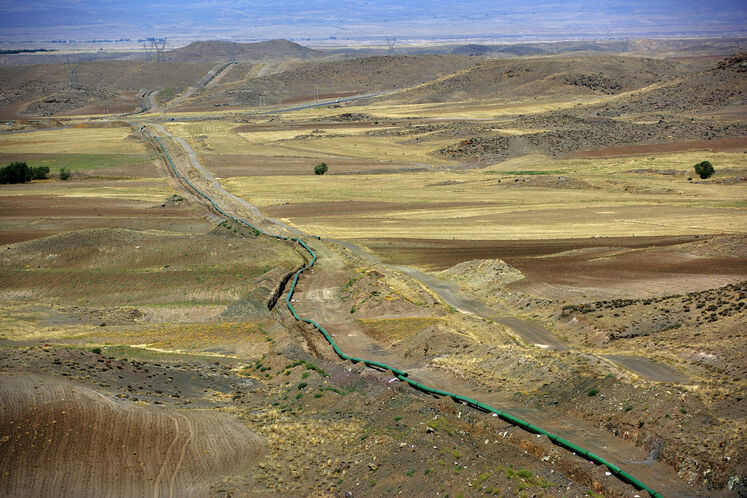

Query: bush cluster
[314,162,328,175]
[0,162,49,184]
[693,160,714,179]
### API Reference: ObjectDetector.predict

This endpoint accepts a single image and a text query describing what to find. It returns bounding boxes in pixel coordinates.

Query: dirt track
[0,372,264,497]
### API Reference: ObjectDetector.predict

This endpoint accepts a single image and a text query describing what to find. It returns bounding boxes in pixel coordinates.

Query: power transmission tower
[228,41,237,62]
[386,37,396,55]
[143,40,152,61]
[313,89,319,101]
[69,63,80,90]
[151,37,167,62]
[259,95,265,107]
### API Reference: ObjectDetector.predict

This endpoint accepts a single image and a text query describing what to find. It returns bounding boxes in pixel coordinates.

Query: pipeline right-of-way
[143,127,664,498]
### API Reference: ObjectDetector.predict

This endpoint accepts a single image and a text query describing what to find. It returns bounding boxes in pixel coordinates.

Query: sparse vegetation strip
[143,126,663,498]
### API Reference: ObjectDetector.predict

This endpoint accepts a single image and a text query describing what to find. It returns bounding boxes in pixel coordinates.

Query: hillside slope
[193,54,478,106]
[167,39,323,62]
[385,55,682,103]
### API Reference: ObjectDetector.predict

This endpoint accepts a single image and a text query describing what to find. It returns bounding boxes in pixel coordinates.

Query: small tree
[314,162,328,175]
[694,161,714,179]
[0,162,31,184]
[59,167,71,181]
[30,166,49,180]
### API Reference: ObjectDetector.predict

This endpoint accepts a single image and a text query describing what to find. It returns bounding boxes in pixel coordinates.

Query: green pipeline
[145,129,664,498]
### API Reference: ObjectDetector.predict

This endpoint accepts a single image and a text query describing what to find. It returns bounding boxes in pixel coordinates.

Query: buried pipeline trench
[143,126,665,498]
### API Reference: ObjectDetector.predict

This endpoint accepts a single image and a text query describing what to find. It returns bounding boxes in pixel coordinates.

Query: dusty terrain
[1,42,745,496]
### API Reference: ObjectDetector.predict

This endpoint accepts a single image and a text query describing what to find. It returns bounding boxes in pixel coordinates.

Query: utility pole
[259,95,265,107]
[313,89,319,101]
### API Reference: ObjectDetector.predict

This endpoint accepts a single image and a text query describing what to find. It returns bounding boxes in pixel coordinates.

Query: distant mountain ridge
[166,39,323,62]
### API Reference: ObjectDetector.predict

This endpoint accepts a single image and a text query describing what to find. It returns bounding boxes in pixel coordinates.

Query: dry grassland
[222,151,747,240]
[164,121,455,165]
[0,127,148,155]
[0,179,175,202]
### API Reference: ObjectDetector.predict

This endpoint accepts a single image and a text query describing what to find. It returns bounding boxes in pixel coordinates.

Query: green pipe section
[144,128,663,498]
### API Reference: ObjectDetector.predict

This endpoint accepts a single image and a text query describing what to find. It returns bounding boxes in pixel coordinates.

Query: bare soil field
[362,235,747,299]
[568,136,747,158]
[0,372,263,498]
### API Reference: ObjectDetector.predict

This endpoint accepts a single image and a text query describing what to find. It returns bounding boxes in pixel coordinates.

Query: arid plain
[0,40,745,496]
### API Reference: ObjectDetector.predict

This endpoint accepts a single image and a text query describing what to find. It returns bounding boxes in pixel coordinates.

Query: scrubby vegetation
[0,161,49,184]
[694,160,714,179]
[314,162,328,175]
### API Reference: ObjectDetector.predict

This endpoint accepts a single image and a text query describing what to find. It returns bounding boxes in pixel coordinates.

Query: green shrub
[314,162,328,175]
[693,161,714,179]
[59,167,71,181]
[91,347,102,354]
[0,162,31,184]
[587,388,599,396]
[297,382,307,390]
[30,166,49,180]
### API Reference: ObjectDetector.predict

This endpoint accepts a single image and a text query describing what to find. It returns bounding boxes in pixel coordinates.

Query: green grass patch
[22,153,154,174]
[157,87,177,103]
[504,467,552,489]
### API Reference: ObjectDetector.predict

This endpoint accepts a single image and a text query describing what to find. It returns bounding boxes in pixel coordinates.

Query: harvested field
[0,227,302,307]
[0,193,211,245]
[0,372,263,498]
[363,235,747,299]
[0,126,148,154]
[200,154,426,177]
[0,153,158,175]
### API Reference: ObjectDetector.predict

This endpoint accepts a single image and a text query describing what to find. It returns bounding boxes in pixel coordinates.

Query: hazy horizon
[1,0,746,48]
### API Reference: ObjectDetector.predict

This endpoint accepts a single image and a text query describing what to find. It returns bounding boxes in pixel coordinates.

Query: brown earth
[385,55,680,104]
[265,200,480,218]
[0,372,264,498]
[362,235,747,300]
[192,54,477,107]
[0,61,214,118]
[200,154,430,177]
[568,136,747,158]
[0,193,211,245]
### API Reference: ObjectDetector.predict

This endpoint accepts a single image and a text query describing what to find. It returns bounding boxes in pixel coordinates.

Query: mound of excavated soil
[0,373,263,497]
[438,258,524,295]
